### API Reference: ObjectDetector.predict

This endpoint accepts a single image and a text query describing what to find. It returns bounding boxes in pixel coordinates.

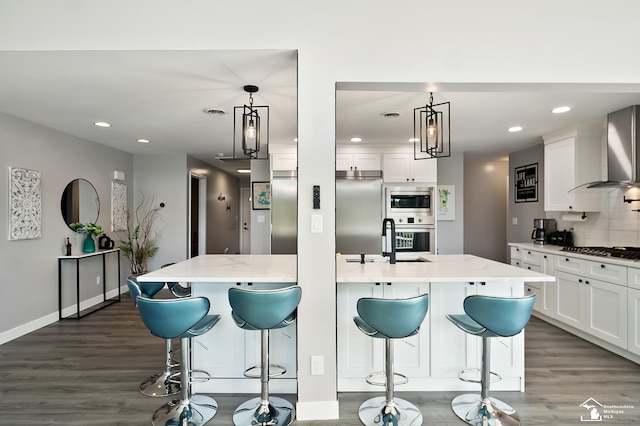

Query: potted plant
[116,193,161,275]
[69,222,103,253]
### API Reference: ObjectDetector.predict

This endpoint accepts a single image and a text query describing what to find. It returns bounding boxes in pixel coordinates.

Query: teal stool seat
[127,277,179,398]
[354,293,429,426]
[228,285,302,426]
[137,294,221,426]
[447,294,536,426]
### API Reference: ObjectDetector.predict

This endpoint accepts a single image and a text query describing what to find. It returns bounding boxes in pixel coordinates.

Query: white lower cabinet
[192,282,297,393]
[554,271,627,348]
[337,282,430,391]
[627,288,640,356]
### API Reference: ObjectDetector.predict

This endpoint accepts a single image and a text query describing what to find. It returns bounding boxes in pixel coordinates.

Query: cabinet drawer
[522,250,542,267]
[510,246,522,260]
[525,285,541,312]
[583,260,627,287]
[553,254,584,275]
[629,268,640,290]
[522,263,542,273]
[511,259,522,268]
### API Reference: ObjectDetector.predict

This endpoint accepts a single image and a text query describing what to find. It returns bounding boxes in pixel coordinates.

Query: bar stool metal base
[232,396,294,426]
[358,396,423,426]
[139,370,180,397]
[152,394,218,426]
[451,393,519,426]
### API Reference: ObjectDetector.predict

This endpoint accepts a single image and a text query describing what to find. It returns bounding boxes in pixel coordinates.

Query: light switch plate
[311,214,323,233]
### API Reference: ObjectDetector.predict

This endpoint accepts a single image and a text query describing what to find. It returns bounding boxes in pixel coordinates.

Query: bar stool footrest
[365,370,409,387]
[457,367,501,384]
[167,368,211,385]
[243,363,287,379]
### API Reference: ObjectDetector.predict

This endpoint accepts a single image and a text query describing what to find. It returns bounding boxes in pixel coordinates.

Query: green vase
[83,233,96,253]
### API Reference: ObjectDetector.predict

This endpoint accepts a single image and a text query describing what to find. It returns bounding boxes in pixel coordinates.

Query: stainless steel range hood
[587,105,640,188]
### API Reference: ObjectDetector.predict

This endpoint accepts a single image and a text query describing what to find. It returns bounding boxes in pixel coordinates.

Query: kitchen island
[336,253,554,392]
[137,253,553,394]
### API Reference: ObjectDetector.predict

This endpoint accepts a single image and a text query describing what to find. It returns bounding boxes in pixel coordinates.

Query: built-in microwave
[386,187,435,225]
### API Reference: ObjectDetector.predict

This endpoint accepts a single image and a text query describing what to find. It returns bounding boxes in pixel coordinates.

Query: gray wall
[464,153,509,263]
[250,159,272,254]
[436,152,464,254]
[0,112,132,341]
[508,143,545,251]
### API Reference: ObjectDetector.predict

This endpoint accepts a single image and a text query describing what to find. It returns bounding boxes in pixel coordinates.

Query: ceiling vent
[382,112,401,118]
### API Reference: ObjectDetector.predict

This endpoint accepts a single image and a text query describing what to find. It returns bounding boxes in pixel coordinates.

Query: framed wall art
[514,163,538,203]
[252,181,271,210]
[111,181,127,231]
[8,166,42,240]
[437,185,455,221]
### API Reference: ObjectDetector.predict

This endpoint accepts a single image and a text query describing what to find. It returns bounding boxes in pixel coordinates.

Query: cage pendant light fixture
[414,92,451,159]
[233,85,269,159]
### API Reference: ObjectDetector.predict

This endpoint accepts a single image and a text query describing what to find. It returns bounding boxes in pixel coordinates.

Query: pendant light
[413,92,451,159]
[233,85,269,159]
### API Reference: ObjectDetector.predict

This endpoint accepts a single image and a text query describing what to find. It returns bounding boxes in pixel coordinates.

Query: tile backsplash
[547,187,640,247]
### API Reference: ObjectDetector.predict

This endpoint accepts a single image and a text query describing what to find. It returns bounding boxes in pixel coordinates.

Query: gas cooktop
[561,246,640,260]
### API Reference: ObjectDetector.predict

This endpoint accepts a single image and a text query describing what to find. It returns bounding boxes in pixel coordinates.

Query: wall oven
[385,186,435,225]
[393,226,436,254]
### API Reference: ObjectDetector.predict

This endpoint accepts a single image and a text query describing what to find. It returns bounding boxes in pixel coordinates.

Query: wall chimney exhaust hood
[587,105,640,188]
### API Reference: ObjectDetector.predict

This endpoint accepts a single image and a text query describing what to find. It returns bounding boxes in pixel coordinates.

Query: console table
[58,248,121,320]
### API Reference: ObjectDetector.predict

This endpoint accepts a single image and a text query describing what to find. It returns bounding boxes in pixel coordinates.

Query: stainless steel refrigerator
[271,170,297,254]
[336,170,383,254]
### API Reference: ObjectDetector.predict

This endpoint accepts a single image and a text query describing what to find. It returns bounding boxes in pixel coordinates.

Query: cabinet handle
[585,280,590,285]
[578,279,583,283]
[236,282,242,286]
[386,282,392,286]
[468,282,474,286]
[565,258,570,262]
[544,255,547,259]
[527,266,531,270]
[480,282,486,286]
[375,282,381,286]
[601,264,605,269]
[527,251,531,254]
[569,206,573,210]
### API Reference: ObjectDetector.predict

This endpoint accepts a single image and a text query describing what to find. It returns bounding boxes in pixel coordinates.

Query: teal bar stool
[127,277,179,397]
[447,294,536,426]
[137,295,220,426]
[228,285,302,426]
[354,293,429,426]
[161,262,192,298]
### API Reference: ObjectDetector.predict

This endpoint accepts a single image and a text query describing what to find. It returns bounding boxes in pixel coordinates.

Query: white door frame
[188,171,207,257]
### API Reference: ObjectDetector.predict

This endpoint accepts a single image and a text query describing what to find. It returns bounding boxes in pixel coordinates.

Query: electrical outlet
[96,276,101,285]
[311,355,324,375]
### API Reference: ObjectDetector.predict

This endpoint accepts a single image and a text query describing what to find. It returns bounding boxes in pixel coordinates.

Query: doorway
[189,172,207,258]
[240,187,251,254]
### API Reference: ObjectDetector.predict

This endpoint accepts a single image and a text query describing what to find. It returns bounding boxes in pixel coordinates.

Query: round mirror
[61,179,100,228]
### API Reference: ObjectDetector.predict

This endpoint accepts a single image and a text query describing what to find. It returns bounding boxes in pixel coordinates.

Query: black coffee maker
[531,218,556,245]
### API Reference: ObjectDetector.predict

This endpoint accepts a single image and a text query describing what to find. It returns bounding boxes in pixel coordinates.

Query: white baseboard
[295,400,340,421]
[0,285,127,346]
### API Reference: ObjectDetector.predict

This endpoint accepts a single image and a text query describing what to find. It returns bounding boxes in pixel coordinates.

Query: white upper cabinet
[336,153,381,171]
[271,153,297,171]
[543,126,602,212]
[383,153,437,183]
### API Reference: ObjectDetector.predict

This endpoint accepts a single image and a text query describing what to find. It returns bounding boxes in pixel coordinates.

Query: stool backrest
[136,296,211,339]
[357,293,429,339]
[126,276,164,305]
[228,285,302,329]
[463,294,536,337]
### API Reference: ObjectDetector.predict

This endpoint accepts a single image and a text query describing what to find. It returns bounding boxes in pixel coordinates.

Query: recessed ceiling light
[137,139,150,144]
[508,126,523,133]
[237,169,251,174]
[552,106,571,114]
[409,138,420,142]
[294,138,298,142]
[94,121,111,128]
[350,137,362,142]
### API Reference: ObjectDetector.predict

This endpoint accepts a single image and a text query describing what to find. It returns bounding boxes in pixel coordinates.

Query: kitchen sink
[344,257,429,263]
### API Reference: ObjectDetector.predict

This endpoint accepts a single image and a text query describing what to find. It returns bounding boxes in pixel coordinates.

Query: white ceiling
[2,50,640,174]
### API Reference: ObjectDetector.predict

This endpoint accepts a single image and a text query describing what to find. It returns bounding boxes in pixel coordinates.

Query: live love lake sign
[515,163,538,203]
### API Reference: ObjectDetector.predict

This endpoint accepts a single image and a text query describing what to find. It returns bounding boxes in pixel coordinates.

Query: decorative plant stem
[116,193,161,274]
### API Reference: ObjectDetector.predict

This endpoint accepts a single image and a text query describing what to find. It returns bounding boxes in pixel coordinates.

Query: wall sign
[514,163,538,203]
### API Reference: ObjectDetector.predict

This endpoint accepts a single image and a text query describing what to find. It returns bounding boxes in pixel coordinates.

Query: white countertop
[337,253,554,283]
[136,254,297,283]
[509,242,640,268]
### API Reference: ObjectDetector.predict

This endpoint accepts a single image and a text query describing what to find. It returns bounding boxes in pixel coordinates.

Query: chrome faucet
[382,218,396,264]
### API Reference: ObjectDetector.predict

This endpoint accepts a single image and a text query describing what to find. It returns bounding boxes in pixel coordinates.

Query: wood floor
[1,291,640,425]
